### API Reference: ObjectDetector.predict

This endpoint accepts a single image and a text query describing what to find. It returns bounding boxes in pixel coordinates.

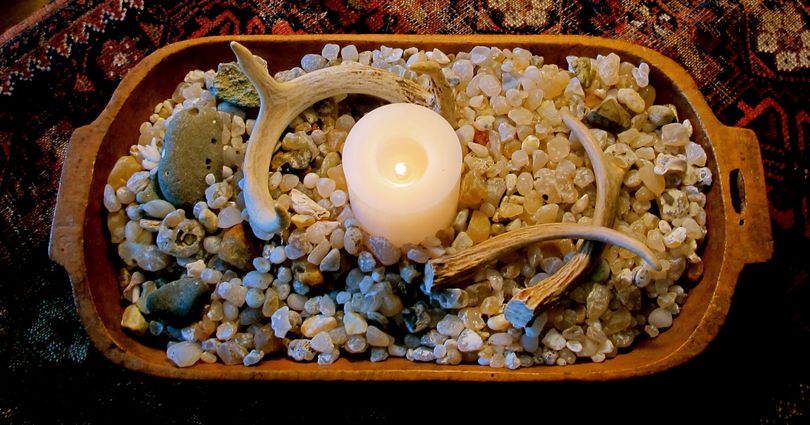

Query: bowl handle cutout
[719,126,773,265]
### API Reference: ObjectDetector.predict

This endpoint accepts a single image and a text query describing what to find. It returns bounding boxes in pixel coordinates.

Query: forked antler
[503,109,635,327]
[231,42,445,234]
[425,223,659,290]
[426,109,658,328]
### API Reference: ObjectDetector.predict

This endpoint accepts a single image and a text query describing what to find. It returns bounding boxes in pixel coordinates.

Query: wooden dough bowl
[49,35,773,381]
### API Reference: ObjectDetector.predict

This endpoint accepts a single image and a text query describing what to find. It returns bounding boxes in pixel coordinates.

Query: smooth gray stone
[157,107,223,209]
[145,278,210,324]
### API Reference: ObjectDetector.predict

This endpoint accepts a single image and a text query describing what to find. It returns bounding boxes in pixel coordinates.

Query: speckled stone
[157,107,223,208]
[271,149,312,171]
[586,98,632,133]
[210,62,260,108]
[145,278,210,325]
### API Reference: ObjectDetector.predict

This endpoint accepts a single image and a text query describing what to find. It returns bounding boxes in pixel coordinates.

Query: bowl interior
[82,36,727,380]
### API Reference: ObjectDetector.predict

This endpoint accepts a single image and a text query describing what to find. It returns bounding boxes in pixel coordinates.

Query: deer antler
[231,42,444,235]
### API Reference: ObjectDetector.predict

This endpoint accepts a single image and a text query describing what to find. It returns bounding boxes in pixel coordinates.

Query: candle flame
[394,162,408,178]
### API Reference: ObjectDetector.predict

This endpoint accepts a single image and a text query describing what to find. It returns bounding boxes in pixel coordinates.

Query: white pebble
[341,45,359,62]
[303,172,319,189]
[311,331,335,353]
[271,306,293,338]
[437,314,465,338]
[269,246,287,264]
[366,326,393,347]
[487,314,510,331]
[470,46,491,64]
[321,43,340,61]
[115,186,135,205]
[617,88,646,114]
[103,184,121,212]
[541,328,566,351]
[317,178,336,198]
[280,174,300,192]
[649,308,673,328]
[166,341,202,367]
[329,190,347,207]
[632,62,650,87]
[479,74,501,97]
[507,107,533,126]
[217,205,243,228]
[457,329,483,352]
[319,248,341,272]
[243,349,264,366]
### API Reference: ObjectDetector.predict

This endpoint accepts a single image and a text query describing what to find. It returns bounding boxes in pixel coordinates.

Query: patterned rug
[1,1,808,423]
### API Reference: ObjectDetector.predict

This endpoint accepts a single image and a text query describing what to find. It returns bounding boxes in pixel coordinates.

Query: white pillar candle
[342,103,462,247]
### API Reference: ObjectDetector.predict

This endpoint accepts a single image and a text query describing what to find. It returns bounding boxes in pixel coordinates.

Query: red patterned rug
[0,1,808,423]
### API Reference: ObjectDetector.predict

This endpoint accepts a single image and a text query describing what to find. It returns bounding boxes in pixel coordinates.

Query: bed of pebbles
[106,43,712,369]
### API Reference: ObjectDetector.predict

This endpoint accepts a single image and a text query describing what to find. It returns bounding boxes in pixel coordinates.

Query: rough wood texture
[49,35,773,382]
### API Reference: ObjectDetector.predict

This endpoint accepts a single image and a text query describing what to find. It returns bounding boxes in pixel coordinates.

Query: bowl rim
[49,34,774,381]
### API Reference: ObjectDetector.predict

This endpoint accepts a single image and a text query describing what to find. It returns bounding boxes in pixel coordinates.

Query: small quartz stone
[658,188,689,221]
[243,271,272,290]
[217,341,248,365]
[596,53,620,86]
[434,289,469,309]
[366,326,393,347]
[270,306,293,338]
[466,210,491,244]
[541,328,566,351]
[436,314,465,338]
[617,88,646,114]
[586,284,611,320]
[343,310,368,335]
[648,307,673,328]
[167,341,202,368]
[108,156,142,190]
[370,347,389,362]
[301,54,328,72]
[321,44,340,61]
[341,45,359,62]
[647,105,676,127]
[470,46,491,65]
[367,236,401,266]
[242,349,264,366]
[457,329,484,352]
[301,315,338,338]
[287,339,317,362]
[311,331,335,353]
[661,123,690,147]
[344,335,369,354]
[406,347,436,362]
[487,314,510,331]
[218,223,258,270]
